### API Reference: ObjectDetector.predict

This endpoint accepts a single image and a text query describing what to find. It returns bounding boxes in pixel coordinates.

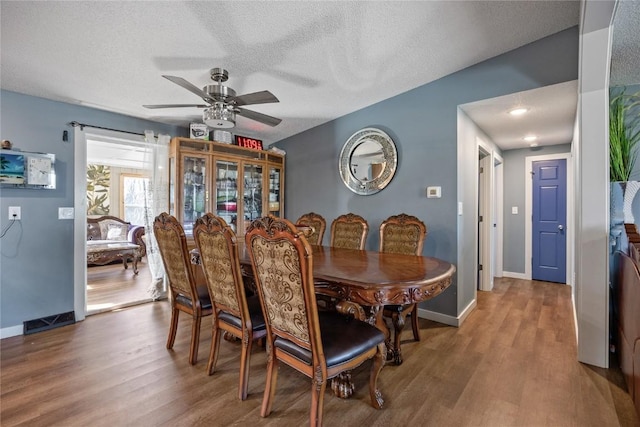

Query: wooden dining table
[191,243,455,365]
[191,242,454,399]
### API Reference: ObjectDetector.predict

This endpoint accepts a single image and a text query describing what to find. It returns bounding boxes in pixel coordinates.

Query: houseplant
[610,88,640,254]
[610,88,640,182]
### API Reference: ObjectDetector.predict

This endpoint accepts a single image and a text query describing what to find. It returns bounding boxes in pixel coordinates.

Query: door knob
[558,225,564,230]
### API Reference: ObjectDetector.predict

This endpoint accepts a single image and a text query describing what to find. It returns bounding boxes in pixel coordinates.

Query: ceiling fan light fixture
[203,103,235,129]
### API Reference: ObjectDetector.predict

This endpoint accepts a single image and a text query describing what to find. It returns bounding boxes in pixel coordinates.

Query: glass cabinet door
[242,163,263,234]
[215,159,239,232]
[268,166,282,217]
[182,155,207,235]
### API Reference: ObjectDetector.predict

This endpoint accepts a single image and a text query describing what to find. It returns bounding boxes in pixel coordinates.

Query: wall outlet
[8,206,21,220]
[426,186,442,198]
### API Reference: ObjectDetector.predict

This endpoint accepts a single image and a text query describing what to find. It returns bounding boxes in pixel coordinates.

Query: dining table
[190,243,455,397]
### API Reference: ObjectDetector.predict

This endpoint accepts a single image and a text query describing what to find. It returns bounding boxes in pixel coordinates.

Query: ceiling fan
[143,68,281,129]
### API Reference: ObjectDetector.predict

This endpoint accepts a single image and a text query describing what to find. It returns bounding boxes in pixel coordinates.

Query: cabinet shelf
[169,137,284,236]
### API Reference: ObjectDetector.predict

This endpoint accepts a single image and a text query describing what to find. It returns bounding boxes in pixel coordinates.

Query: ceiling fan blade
[162,75,215,103]
[143,104,208,109]
[236,107,282,127]
[231,90,279,107]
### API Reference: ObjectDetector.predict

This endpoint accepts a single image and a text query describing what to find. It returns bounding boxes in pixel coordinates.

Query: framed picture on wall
[0,151,26,184]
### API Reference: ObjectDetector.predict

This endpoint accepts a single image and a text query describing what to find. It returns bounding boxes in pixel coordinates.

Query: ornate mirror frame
[339,128,397,195]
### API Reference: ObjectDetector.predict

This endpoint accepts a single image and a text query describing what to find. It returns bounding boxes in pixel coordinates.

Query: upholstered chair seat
[174,285,212,310]
[216,295,265,332]
[273,311,383,366]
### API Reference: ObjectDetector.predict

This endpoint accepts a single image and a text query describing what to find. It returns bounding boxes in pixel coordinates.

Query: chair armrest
[128,225,146,258]
[335,300,366,322]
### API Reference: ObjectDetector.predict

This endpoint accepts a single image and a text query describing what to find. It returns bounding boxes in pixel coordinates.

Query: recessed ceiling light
[530,142,539,148]
[509,107,528,116]
[523,135,538,142]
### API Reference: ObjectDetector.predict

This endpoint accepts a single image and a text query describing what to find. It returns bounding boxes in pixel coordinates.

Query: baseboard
[1,325,23,339]
[417,298,477,327]
[571,287,578,346]
[502,271,527,280]
[457,299,477,326]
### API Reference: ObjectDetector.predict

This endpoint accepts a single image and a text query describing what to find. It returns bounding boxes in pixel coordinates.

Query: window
[120,174,150,225]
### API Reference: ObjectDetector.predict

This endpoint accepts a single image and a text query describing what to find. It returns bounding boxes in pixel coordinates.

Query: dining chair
[245,216,386,426]
[153,212,212,365]
[330,213,368,250]
[380,214,427,359]
[193,213,267,400]
[296,212,326,245]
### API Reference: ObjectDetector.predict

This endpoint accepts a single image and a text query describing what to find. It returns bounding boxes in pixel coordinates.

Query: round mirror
[339,128,397,195]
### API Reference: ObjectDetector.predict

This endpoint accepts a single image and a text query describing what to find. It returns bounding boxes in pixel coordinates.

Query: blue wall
[0,26,580,330]
[0,90,185,331]
[275,27,579,317]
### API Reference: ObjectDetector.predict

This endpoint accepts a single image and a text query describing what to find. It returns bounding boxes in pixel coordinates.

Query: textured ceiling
[0,1,581,148]
[461,81,578,150]
[611,0,640,87]
[3,1,635,152]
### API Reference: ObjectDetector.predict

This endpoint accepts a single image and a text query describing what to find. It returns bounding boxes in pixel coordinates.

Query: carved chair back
[154,212,199,302]
[245,215,386,425]
[193,213,266,400]
[379,213,427,255]
[153,212,212,365]
[193,213,246,318]
[330,213,369,250]
[296,212,326,245]
[246,216,317,355]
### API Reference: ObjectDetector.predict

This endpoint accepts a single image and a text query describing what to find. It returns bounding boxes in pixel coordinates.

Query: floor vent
[23,311,75,335]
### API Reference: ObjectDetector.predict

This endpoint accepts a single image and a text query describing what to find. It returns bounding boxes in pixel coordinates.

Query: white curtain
[143,131,169,299]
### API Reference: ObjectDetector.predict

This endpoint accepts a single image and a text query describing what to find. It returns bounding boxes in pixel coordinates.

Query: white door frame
[524,152,573,284]
[478,147,491,291]
[477,138,502,292]
[493,153,504,279]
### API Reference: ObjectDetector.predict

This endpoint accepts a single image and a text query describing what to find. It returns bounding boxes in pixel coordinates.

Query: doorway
[531,158,567,283]
[85,132,154,315]
[525,152,572,284]
[477,138,503,292]
[478,147,490,290]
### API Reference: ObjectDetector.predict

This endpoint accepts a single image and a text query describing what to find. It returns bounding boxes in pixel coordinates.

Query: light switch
[58,207,75,219]
[511,206,519,215]
[458,202,463,216]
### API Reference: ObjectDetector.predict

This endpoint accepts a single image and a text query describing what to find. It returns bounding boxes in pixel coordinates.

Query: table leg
[331,372,355,398]
[366,305,403,364]
[132,253,139,275]
[331,305,390,399]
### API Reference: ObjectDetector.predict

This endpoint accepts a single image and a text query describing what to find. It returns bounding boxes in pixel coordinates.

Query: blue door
[532,159,566,283]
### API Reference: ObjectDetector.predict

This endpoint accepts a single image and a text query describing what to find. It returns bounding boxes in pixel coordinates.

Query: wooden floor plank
[2,277,639,426]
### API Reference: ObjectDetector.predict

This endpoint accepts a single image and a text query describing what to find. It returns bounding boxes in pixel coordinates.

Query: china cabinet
[168,137,284,237]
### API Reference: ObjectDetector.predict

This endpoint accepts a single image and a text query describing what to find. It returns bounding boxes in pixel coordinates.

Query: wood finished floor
[2,277,639,426]
[86,260,152,314]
